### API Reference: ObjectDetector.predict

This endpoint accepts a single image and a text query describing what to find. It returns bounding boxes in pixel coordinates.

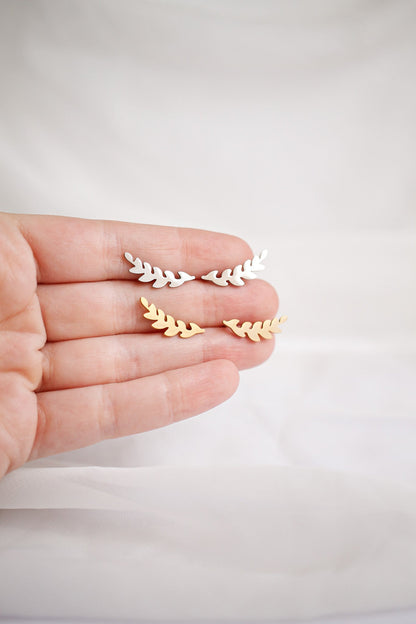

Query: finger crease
[32,399,48,460]
[99,384,118,440]
[40,347,53,391]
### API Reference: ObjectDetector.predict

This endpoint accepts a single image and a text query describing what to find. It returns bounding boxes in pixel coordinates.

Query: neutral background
[0,1,415,622]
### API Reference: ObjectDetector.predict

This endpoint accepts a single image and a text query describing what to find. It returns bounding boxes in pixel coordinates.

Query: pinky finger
[30,360,239,460]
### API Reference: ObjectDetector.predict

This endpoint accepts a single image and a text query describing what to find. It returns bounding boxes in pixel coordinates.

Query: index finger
[16,214,253,284]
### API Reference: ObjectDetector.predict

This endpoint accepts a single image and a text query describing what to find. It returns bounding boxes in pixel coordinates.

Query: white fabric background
[0,0,415,622]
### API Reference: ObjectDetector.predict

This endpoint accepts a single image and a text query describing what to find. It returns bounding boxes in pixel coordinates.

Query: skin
[0,212,279,479]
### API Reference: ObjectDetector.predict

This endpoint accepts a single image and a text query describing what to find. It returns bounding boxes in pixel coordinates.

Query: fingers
[31,360,239,460]
[16,214,252,284]
[38,279,279,341]
[39,329,275,392]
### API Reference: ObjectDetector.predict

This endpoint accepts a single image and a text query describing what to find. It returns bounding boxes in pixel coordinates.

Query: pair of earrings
[124,250,287,342]
[124,250,268,288]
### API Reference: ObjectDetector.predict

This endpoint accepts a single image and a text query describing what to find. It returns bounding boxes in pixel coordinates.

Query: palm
[0,213,278,478]
[0,214,45,475]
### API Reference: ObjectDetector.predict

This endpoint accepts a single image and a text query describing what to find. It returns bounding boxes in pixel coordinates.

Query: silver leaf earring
[125,252,195,288]
[201,250,268,286]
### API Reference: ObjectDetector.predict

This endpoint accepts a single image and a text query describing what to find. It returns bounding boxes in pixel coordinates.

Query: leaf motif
[201,250,268,286]
[125,253,195,288]
[169,271,195,288]
[152,317,169,329]
[202,270,218,281]
[188,322,205,337]
[240,321,253,333]
[223,315,287,342]
[140,297,204,339]
[125,252,145,274]
[178,271,194,281]
[258,319,273,339]
[164,324,180,337]
[247,321,262,342]
[142,300,159,320]
[223,319,244,337]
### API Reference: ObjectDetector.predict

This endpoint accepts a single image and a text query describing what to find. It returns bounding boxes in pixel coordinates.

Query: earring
[125,252,195,288]
[201,250,267,286]
[140,297,204,338]
[223,316,287,342]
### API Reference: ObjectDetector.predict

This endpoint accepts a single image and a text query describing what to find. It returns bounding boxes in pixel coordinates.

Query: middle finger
[38,279,278,341]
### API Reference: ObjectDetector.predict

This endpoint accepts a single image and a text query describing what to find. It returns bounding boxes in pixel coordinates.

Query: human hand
[0,212,278,478]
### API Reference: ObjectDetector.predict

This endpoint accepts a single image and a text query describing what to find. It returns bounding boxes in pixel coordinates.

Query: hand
[0,212,278,478]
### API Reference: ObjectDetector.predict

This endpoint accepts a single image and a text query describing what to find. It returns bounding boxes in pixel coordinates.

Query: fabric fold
[1,465,416,619]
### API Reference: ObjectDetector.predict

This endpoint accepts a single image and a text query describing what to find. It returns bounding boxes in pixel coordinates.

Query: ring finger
[39,328,275,392]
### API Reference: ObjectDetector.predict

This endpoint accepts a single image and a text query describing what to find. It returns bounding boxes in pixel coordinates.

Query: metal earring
[125,252,195,288]
[223,316,287,342]
[201,250,268,286]
[140,297,204,338]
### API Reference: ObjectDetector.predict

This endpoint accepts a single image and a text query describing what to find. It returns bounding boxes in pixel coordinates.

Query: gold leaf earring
[140,297,204,338]
[223,316,287,342]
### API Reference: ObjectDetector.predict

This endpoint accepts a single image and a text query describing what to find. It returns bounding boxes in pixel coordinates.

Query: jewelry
[223,316,287,342]
[125,252,195,288]
[140,297,204,338]
[201,250,268,286]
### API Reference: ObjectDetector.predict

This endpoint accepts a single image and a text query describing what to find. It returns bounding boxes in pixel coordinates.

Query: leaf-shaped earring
[140,297,204,338]
[223,316,287,342]
[201,250,268,286]
[125,252,195,288]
